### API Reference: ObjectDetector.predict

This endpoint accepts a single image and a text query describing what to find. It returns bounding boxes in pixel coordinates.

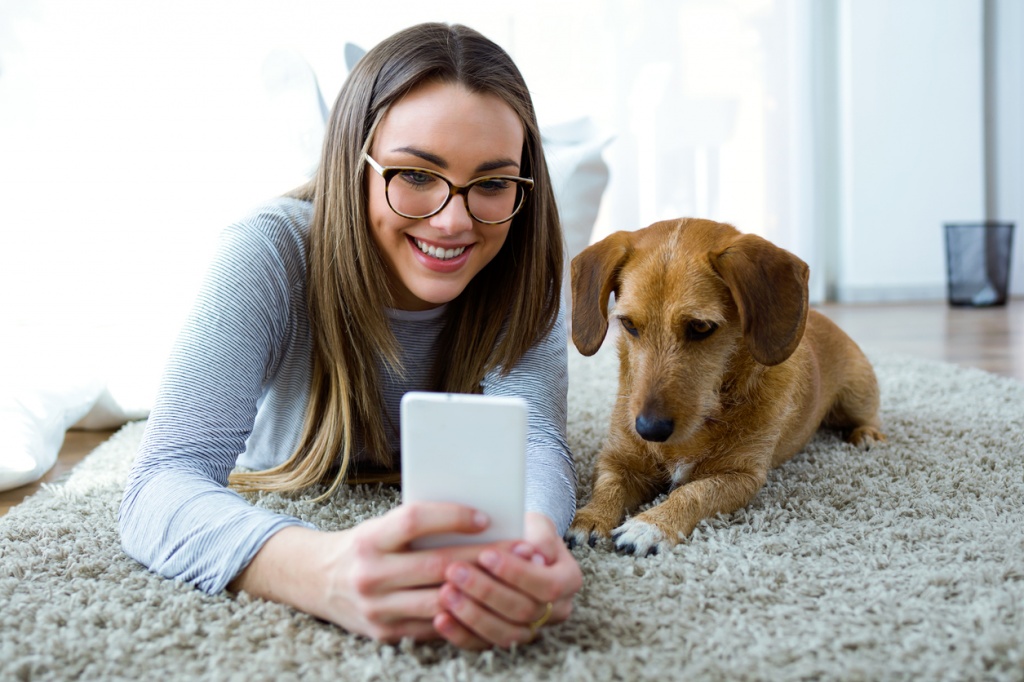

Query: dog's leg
[567,449,663,549]
[825,355,887,448]
[612,463,767,556]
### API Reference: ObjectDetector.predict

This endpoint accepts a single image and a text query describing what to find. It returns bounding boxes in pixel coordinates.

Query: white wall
[835,0,987,302]
[990,0,1024,297]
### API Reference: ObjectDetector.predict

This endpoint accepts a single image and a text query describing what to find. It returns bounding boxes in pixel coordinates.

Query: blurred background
[1,0,1021,411]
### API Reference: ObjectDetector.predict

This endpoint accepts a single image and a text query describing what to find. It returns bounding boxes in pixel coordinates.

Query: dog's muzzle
[635,414,674,442]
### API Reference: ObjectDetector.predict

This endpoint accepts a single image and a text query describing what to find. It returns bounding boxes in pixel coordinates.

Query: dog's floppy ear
[710,234,809,366]
[570,231,633,356]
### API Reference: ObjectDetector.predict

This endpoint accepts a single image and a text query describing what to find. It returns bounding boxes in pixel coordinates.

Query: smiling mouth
[413,238,468,261]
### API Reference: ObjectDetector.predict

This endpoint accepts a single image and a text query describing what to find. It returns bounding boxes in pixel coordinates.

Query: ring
[528,601,554,635]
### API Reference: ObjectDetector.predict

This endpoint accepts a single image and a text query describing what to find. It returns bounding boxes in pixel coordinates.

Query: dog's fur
[567,218,885,555]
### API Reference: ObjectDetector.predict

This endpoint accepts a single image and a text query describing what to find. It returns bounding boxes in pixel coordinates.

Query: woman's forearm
[228,525,334,620]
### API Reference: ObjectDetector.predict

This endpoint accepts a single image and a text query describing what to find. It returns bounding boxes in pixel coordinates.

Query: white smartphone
[400,391,527,549]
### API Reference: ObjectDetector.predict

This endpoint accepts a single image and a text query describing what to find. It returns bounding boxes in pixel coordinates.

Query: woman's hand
[433,512,583,649]
[230,501,511,645]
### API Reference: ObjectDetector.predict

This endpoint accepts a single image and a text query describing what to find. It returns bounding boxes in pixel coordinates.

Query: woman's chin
[390,278,469,311]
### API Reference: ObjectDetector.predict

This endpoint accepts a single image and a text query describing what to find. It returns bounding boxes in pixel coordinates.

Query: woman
[118,23,582,650]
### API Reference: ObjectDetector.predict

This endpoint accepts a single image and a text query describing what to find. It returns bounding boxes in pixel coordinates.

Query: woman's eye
[686,320,717,341]
[473,178,512,194]
[398,170,437,187]
[619,317,639,337]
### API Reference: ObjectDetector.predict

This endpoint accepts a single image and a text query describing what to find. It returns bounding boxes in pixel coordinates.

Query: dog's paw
[611,518,670,557]
[564,527,601,550]
[565,506,619,549]
[848,425,886,450]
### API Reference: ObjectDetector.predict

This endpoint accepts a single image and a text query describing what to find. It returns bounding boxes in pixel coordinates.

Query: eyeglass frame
[363,153,534,225]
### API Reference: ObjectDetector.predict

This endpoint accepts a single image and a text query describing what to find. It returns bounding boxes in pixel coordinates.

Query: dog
[566,218,885,556]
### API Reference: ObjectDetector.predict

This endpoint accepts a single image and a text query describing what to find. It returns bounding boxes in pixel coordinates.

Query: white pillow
[541,117,612,303]
[0,338,105,492]
[0,321,160,491]
[0,382,101,492]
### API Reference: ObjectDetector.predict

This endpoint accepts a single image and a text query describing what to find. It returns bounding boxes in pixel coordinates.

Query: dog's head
[570,218,809,444]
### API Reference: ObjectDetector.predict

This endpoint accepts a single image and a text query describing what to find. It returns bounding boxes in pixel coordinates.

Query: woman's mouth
[412,237,468,262]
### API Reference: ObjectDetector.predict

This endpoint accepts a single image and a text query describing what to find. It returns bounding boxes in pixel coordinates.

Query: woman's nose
[429,192,474,234]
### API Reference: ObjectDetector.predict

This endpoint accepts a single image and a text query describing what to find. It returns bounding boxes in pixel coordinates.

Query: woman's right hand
[229,501,504,644]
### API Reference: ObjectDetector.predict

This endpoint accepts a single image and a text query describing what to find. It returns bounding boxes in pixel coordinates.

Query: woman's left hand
[433,512,583,649]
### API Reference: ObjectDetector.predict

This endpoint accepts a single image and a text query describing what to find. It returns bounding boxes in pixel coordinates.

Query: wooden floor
[815,297,1024,381]
[1,298,1021,518]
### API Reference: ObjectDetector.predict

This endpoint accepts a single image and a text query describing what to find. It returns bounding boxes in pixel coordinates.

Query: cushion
[0,325,155,492]
[541,117,612,303]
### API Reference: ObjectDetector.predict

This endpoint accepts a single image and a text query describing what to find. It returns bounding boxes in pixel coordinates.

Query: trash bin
[944,222,1015,307]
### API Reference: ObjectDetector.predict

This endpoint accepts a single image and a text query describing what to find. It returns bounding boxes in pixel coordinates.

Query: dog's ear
[710,234,809,366]
[570,231,633,356]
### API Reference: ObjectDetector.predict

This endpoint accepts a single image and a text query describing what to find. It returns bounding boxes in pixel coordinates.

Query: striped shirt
[118,197,576,594]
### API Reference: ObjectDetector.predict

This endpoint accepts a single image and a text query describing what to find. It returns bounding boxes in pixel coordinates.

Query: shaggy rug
[2,344,1023,681]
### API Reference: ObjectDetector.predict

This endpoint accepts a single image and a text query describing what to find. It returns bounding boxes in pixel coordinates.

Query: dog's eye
[619,317,639,337]
[686,320,717,341]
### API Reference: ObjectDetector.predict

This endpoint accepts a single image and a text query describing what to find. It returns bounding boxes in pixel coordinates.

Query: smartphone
[400,391,527,549]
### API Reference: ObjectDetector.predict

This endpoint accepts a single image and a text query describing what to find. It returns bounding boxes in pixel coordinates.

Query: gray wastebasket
[944,222,1015,307]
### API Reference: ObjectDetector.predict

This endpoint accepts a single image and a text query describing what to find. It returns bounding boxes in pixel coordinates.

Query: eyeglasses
[364,153,534,225]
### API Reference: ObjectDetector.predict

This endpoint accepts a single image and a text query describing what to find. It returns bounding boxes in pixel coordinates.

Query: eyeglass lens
[387,169,525,223]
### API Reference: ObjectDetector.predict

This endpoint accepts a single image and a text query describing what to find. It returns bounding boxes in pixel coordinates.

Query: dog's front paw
[611,518,672,557]
[565,506,620,549]
[564,527,597,550]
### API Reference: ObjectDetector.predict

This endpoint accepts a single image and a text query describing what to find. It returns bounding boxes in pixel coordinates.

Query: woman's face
[367,80,525,311]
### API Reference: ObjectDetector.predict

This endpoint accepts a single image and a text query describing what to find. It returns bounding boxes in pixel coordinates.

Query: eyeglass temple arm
[364,153,386,176]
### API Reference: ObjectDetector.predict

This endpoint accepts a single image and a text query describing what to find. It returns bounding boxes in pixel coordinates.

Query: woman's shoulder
[219,196,314,275]
[243,195,314,228]
[234,196,313,248]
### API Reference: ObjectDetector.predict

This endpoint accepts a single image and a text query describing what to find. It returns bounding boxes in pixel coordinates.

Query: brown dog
[567,218,885,555]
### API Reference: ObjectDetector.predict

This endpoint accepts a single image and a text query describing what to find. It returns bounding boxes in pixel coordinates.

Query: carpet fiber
[2,344,1023,681]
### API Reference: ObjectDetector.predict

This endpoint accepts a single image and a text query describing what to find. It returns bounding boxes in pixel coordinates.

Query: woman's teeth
[414,238,466,261]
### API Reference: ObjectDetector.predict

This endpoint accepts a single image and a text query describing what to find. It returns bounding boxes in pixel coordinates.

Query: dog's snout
[635,414,674,442]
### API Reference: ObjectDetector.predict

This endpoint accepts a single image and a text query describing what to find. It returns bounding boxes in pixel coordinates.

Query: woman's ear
[570,231,634,356]
[710,234,809,366]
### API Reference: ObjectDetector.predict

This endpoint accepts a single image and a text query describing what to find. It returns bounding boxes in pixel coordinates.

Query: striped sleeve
[118,201,312,594]
[482,305,577,535]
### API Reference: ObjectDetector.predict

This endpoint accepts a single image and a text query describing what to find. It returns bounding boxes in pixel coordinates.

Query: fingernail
[532,553,546,566]
[474,511,490,528]
[452,566,469,586]
[443,587,463,608]
[512,543,533,559]
[479,550,499,570]
[435,615,454,635]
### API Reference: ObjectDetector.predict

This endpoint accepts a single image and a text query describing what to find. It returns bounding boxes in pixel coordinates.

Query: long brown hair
[230,23,563,498]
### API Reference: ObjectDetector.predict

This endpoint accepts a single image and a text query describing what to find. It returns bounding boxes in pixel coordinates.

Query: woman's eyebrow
[392,146,448,168]
[391,146,520,174]
[475,158,521,173]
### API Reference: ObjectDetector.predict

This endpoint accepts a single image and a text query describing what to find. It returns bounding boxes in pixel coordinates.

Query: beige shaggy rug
[2,343,1023,681]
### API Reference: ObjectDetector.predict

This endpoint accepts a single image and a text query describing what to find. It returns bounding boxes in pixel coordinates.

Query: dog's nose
[635,414,674,442]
